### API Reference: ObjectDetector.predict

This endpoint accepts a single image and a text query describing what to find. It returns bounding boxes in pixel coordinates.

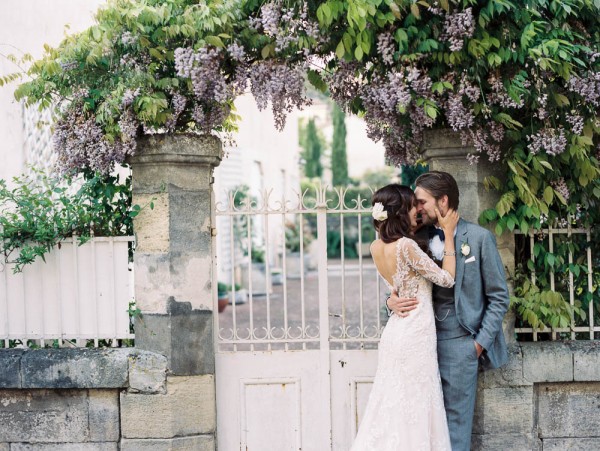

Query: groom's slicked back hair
[415,171,460,210]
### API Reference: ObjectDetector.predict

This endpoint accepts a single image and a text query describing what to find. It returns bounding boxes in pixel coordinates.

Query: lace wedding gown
[350,237,454,451]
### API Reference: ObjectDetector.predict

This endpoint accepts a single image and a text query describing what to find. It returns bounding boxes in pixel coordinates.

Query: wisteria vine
[12,0,600,207]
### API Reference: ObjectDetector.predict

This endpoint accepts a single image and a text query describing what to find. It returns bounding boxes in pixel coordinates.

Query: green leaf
[570,264,581,277]
[205,35,225,48]
[553,92,570,107]
[343,33,353,52]
[361,32,371,54]
[554,190,567,205]
[395,29,408,44]
[425,105,437,119]
[92,27,102,41]
[507,216,516,231]
[485,209,498,221]
[543,186,553,204]
[149,48,164,60]
[410,3,420,18]
[354,45,364,60]
[390,3,402,19]
[494,113,523,130]
[261,43,274,59]
[495,223,503,235]
[307,69,327,93]
[336,40,345,59]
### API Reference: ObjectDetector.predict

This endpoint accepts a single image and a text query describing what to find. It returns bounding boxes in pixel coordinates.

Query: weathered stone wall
[0,349,166,450]
[1,343,598,450]
[473,341,600,451]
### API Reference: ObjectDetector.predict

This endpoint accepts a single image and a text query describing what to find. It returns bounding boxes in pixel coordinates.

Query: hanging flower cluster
[10,0,600,190]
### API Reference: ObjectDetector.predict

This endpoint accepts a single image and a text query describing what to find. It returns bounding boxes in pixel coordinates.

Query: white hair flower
[372,202,388,221]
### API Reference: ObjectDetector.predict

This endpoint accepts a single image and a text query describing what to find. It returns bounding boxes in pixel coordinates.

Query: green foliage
[299,179,373,258]
[8,0,600,182]
[400,163,428,189]
[331,104,348,186]
[510,267,587,331]
[480,148,600,237]
[504,227,600,337]
[479,143,600,337]
[284,218,314,253]
[301,118,324,178]
[360,166,395,190]
[230,184,266,262]
[0,169,139,272]
[217,281,230,296]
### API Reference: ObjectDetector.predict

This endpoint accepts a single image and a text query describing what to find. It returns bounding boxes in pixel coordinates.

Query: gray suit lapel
[453,219,468,302]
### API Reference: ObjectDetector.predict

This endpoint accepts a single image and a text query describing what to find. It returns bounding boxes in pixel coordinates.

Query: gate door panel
[214,186,384,450]
[216,351,328,451]
[330,350,378,451]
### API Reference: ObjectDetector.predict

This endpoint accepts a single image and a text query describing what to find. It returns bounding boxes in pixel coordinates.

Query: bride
[350,184,458,451]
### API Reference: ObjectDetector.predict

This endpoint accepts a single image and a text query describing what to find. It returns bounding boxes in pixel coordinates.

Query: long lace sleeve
[397,238,455,288]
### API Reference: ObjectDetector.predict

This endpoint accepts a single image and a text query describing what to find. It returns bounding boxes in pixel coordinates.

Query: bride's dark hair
[372,184,428,252]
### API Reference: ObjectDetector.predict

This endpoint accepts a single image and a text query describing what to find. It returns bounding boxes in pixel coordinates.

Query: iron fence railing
[514,227,596,341]
[214,185,384,352]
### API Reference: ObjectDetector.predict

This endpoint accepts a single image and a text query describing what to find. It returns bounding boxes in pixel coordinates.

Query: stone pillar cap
[128,133,222,166]
[421,129,471,161]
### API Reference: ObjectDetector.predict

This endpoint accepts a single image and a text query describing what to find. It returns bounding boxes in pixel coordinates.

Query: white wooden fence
[0,236,134,347]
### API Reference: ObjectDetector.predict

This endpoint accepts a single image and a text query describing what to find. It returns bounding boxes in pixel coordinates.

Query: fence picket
[0,237,134,347]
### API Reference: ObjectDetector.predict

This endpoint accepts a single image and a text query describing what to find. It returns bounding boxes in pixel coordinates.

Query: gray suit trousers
[437,335,479,451]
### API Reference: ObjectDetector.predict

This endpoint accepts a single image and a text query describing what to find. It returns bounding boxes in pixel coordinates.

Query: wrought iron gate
[214,185,385,450]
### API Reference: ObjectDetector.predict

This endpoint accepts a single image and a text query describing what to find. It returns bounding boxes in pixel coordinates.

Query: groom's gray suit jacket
[445,218,510,369]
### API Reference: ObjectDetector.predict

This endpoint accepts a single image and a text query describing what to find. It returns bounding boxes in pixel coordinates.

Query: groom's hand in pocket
[474,340,484,358]
[387,290,419,317]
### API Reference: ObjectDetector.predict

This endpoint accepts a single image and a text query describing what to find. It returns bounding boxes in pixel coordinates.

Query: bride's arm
[399,239,455,288]
[436,208,459,279]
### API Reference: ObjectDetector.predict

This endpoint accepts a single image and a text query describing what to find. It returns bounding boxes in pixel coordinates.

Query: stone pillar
[122,134,222,450]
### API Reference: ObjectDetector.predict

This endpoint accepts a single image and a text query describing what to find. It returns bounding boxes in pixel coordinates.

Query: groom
[387,171,510,451]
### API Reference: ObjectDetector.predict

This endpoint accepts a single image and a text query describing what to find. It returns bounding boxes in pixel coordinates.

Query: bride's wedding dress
[350,237,453,451]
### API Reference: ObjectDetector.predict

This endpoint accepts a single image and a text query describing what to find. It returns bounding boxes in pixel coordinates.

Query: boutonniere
[461,241,471,257]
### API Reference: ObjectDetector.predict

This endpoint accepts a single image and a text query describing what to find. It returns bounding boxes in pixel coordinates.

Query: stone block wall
[0,348,215,450]
[1,342,599,450]
[473,341,600,450]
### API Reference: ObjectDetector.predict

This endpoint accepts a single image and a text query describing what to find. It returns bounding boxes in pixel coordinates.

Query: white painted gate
[214,186,385,450]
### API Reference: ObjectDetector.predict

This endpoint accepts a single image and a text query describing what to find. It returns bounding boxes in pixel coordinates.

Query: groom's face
[415,187,445,226]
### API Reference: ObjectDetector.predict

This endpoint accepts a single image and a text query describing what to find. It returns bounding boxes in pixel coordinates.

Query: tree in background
[361,166,396,190]
[400,164,429,189]
[331,104,348,186]
[300,118,323,178]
